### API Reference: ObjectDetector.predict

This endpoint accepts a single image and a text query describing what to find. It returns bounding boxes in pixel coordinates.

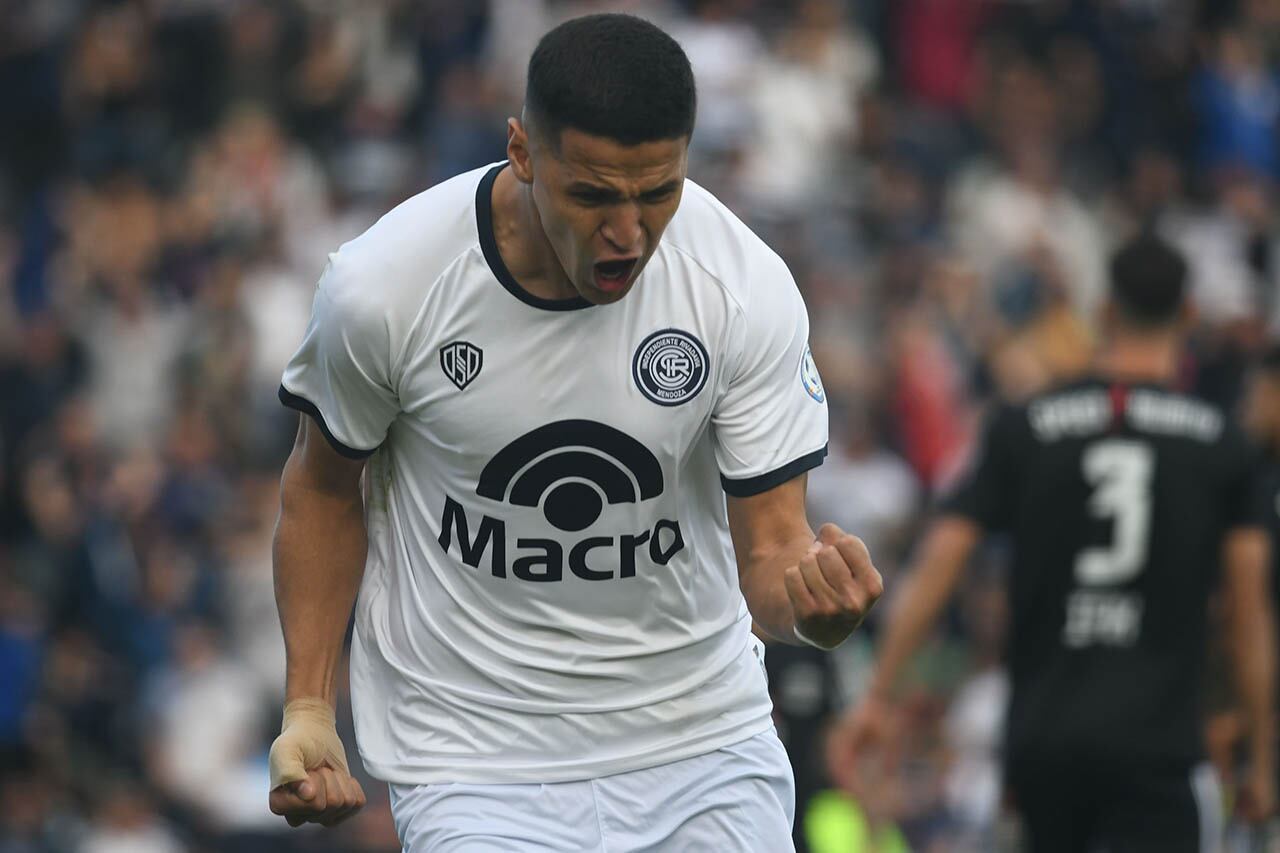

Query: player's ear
[508,117,535,185]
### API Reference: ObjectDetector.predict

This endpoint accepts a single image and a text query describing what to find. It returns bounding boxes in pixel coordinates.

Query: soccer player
[830,234,1276,851]
[264,14,882,850]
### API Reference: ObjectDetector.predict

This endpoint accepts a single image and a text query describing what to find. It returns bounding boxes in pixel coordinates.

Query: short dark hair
[525,14,696,147]
[1109,232,1188,328]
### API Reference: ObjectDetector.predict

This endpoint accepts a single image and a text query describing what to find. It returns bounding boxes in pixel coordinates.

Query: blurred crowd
[3,0,1280,851]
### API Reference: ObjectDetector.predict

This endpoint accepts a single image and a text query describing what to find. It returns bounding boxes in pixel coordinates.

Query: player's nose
[600,206,643,253]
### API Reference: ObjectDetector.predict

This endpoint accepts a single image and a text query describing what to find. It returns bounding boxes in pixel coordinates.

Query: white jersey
[280,162,829,785]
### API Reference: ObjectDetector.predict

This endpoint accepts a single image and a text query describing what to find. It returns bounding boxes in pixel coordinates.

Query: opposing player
[830,234,1276,851]
[265,14,882,850]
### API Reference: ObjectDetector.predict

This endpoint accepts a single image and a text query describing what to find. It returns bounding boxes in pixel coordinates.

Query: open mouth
[593,258,638,292]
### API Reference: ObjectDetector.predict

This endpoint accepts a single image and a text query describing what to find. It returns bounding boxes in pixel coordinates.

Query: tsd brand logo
[437,420,686,582]
[440,341,483,390]
[632,328,709,406]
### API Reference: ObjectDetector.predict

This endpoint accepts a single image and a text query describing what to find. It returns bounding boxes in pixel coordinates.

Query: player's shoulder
[1122,382,1229,446]
[661,179,795,315]
[1015,377,1111,442]
[1024,376,1109,416]
[323,163,494,309]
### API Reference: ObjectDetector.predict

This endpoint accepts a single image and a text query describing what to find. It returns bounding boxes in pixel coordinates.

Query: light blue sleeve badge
[801,345,825,403]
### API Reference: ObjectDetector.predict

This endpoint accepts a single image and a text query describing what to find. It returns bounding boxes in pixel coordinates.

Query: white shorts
[388,729,796,852]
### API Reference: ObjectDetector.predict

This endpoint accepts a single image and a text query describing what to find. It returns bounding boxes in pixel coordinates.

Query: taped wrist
[793,623,842,650]
[268,697,350,789]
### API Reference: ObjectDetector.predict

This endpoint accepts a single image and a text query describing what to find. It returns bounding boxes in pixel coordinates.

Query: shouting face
[509,122,688,305]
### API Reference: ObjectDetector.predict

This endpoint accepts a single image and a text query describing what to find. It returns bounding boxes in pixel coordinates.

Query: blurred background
[1,0,1278,851]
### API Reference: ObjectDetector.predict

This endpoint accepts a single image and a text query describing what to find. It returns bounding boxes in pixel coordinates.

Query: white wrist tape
[793,623,842,650]
[268,697,350,789]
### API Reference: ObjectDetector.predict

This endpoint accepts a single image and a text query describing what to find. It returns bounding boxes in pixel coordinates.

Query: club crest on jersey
[440,341,483,391]
[632,328,709,406]
[800,345,825,403]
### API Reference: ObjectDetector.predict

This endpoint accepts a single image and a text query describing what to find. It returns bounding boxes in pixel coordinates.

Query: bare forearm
[1222,528,1276,775]
[1232,595,1277,774]
[729,476,882,648]
[1218,527,1276,780]
[741,532,817,643]
[274,460,368,706]
[868,518,978,698]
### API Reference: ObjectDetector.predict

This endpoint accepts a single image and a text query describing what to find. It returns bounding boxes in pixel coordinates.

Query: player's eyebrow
[638,180,681,201]
[566,180,682,203]
[566,182,624,202]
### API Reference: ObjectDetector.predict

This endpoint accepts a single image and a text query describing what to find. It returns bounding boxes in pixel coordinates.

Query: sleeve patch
[801,345,825,403]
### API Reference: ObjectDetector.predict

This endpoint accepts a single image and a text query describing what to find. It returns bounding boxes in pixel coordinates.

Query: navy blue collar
[475,163,592,312]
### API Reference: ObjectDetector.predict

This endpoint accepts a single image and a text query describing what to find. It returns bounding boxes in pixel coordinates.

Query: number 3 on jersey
[1064,439,1153,648]
[1075,440,1154,585]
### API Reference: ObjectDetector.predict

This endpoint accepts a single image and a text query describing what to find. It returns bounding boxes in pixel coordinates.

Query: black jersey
[943,376,1268,768]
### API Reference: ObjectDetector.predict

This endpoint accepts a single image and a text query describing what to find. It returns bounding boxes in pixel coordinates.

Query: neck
[1094,331,1181,385]
[490,168,576,301]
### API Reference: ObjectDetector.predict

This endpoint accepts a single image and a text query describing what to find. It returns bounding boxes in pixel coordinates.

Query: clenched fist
[268,698,366,827]
[784,523,883,649]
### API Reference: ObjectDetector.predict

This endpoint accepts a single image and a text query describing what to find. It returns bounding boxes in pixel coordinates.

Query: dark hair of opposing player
[524,13,696,147]
[1108,232,1189,329]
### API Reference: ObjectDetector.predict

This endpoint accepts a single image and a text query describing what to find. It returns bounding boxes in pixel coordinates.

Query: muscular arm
[1222,527,1277,789]
[728,474,882,648]
[865,516,981,698]
[727,475,816,643]
[275,416,369,706]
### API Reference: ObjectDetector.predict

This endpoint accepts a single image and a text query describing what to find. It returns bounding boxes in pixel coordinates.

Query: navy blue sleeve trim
[721,444,829,497]
[278,386,378,460]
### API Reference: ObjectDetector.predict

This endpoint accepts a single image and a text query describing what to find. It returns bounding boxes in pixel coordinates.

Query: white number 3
[1073,440,1154,586]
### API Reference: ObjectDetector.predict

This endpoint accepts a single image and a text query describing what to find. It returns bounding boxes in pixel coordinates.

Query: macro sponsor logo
[438,420,685,581]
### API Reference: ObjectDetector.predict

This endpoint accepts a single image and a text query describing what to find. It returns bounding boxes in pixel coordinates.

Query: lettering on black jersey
[1126,390,1222,442]
[1029,390,1110,441]
[1029,387,1223,444]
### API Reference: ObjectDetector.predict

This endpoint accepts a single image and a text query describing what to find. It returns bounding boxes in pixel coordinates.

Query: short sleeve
[279,253,401,459]
[938,405,1020,531]
[1222,425,1271,530]
[713,261,828,497]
